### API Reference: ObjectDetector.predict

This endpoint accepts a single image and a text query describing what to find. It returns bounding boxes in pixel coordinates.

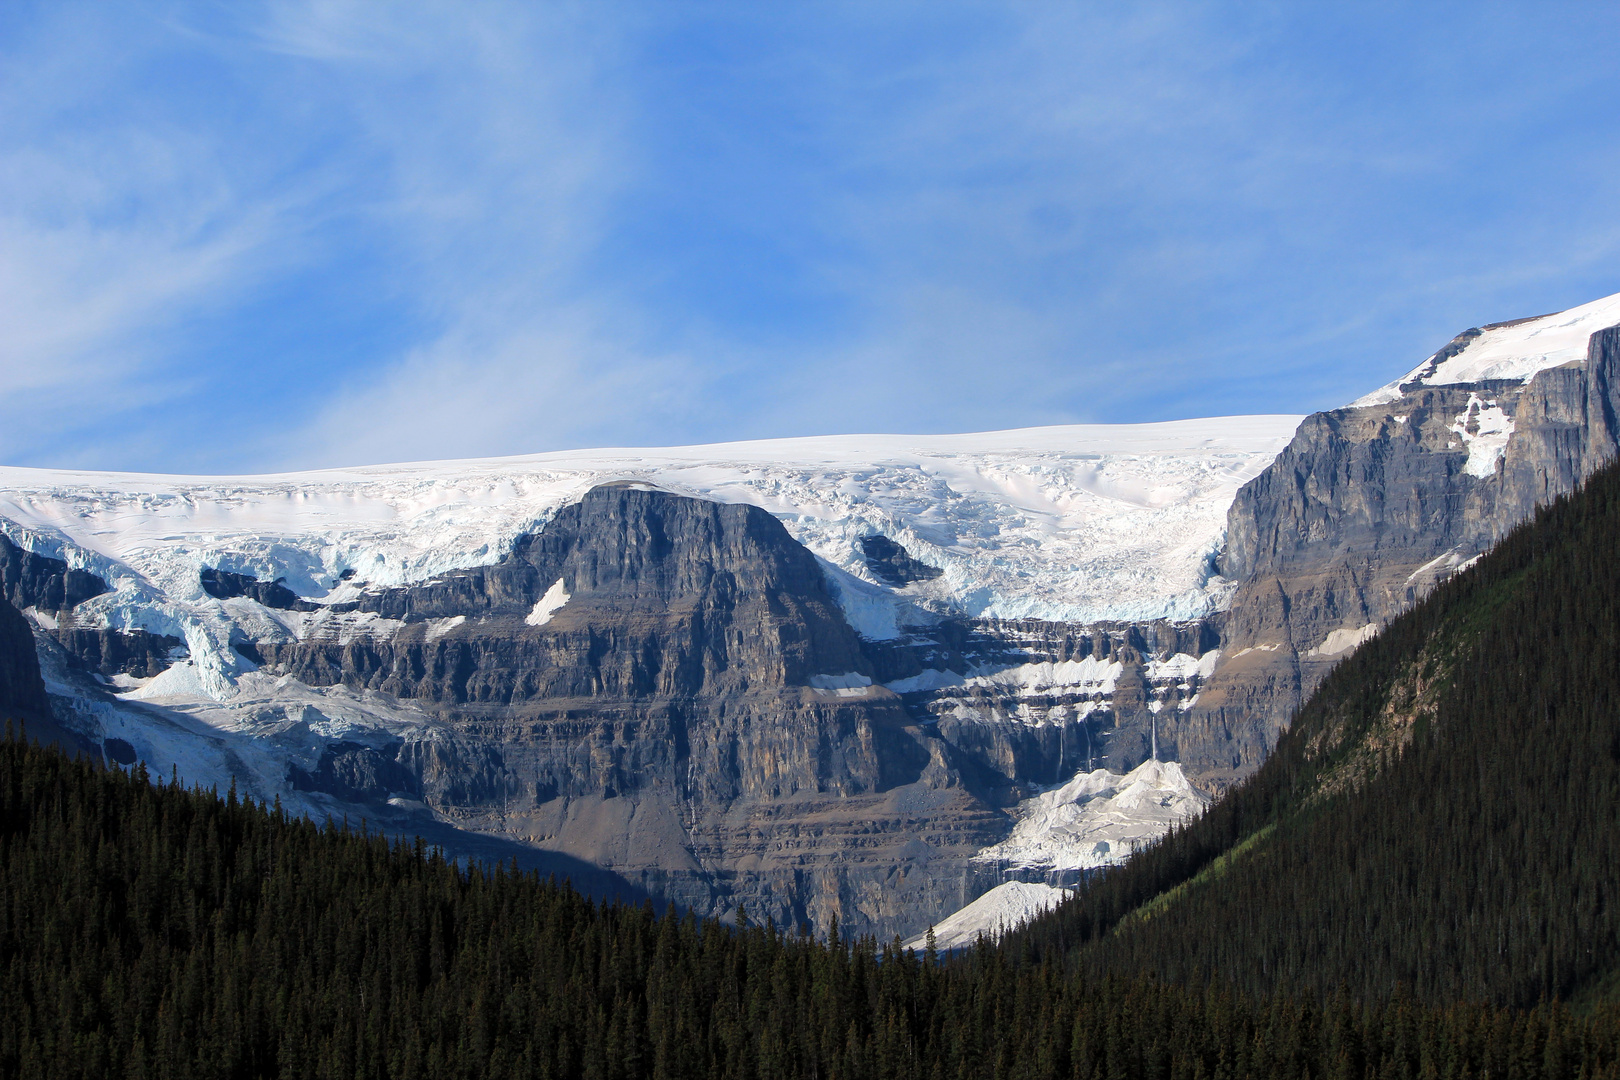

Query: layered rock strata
[201,483,1223,936]
[0,535,185,680]
[228,485,1005,935]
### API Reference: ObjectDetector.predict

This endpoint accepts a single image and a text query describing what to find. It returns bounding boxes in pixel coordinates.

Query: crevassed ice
[0,419,1300,701]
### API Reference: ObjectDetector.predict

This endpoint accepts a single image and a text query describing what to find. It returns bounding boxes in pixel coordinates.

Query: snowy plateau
[0,417,1298,718]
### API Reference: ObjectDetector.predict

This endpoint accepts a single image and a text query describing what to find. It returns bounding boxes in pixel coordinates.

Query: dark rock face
[0,536,185,680]
[102,738,137,765]
[1183,324,1620,781]
[289,741,420,803]
[246,485,1005,937]
[0,594,97,759]
[0,596,52,728]
[861,535,943,587]
[0,535,107,614]
[50,628,185,679]
[200,568,318,611]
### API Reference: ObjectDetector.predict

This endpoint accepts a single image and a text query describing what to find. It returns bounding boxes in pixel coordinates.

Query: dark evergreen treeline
[5,732,1620,1079]
[1008,457,1620,1009]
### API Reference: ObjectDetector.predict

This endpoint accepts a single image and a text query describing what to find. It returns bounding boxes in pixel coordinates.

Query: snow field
[976,758,1212,873]
[903,881,1073,953]
[0,419,1299,705]
[1351,289,1620,407]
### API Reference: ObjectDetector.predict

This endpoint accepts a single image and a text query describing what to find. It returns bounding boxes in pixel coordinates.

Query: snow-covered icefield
[0,417,1302,696]
[0,418,1298,815]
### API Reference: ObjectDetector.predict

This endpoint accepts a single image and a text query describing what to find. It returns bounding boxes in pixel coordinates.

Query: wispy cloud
[252,1,709,467]
[2,2,1618,471]
[0,7,303,465]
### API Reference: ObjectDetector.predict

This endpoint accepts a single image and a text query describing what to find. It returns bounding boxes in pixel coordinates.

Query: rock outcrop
[0,593,98,759]
[239,484,1006,936]
[0,535,185,680]
[1181,323,1620,781]
[200,568,319,612]
[0,595,52,729]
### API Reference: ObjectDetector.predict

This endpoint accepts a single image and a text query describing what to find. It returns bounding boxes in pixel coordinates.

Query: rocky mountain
[1176,291,1620,783]
[4,286,1619,939]
[1011,451,1620,1008]
[0,421,1292,937]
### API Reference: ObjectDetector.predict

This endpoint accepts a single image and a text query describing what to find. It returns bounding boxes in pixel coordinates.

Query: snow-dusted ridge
[0,418,1300,699]
[1351,289,1620,407]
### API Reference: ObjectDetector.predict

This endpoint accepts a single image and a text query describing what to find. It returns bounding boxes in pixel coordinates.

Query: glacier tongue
[976,757,1212,873]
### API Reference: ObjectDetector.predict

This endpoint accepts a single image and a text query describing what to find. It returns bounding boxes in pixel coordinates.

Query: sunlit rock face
[1185,305,1620,784]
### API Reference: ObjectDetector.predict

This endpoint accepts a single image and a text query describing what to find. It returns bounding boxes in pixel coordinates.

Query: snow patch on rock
[885,657,1124,699]
[1307,623,1378,658]
[1449,394,1515,478]
[525,579,571,627]
[808,672,874,698]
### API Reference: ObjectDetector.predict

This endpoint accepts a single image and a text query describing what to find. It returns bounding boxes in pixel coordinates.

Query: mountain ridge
[1009,454,1620,1006]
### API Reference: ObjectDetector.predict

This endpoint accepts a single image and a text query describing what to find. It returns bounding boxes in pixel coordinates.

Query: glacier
[0,416,1301,705]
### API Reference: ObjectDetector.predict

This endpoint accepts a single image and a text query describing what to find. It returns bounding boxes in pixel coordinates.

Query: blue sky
[3,2,1619,473]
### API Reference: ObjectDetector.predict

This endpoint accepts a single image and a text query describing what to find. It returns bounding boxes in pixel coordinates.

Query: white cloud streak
[2,2,1618,470]
[256,1,716,467]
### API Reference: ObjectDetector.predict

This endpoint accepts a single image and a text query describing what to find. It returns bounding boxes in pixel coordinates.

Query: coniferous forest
[7,461,1620,1078]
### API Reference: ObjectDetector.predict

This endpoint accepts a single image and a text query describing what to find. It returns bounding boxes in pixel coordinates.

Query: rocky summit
[1179,295,1620,786]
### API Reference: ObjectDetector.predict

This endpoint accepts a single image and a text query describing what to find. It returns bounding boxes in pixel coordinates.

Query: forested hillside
[1010,457,1620,1008]
[5,732,1620,1079]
